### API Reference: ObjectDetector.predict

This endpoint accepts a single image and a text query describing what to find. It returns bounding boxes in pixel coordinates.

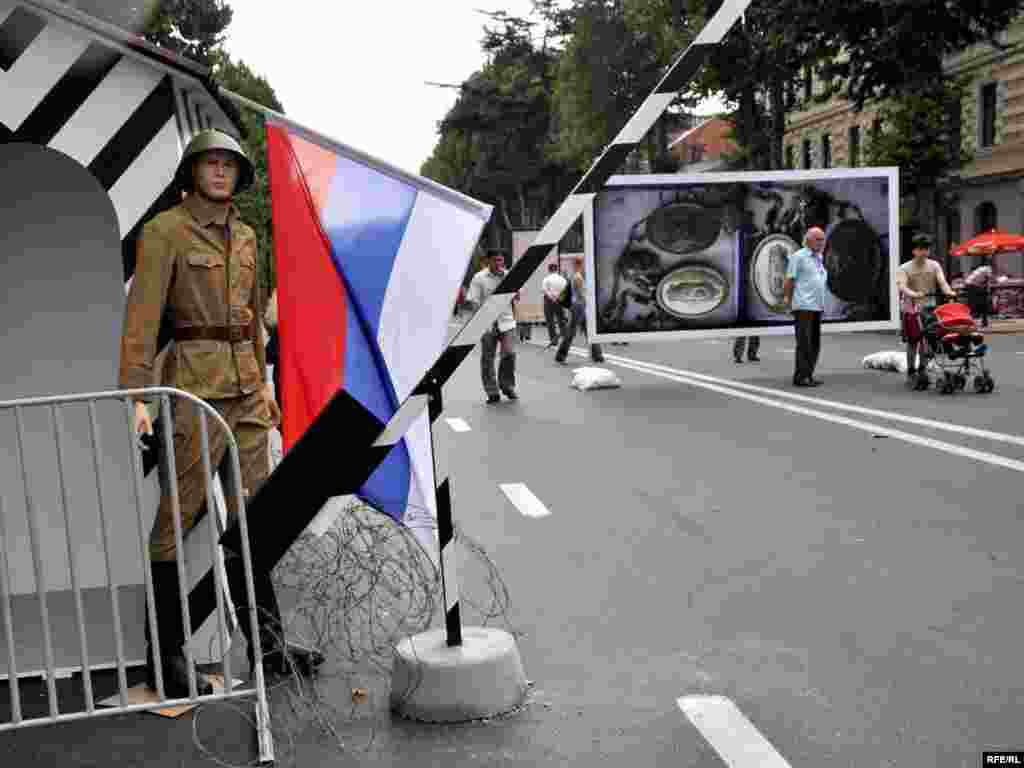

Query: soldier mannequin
[121,129,322,697]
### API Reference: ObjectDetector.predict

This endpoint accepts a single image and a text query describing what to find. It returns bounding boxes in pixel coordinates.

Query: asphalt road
[320,326,1024,767]
[6,327,1023,767]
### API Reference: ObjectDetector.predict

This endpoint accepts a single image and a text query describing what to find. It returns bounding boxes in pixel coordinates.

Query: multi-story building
[784,18,1024,282]
[668,116,738,171]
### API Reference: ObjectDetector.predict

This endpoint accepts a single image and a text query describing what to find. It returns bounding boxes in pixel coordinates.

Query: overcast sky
[223,0,541,175]
[222,1,726,177]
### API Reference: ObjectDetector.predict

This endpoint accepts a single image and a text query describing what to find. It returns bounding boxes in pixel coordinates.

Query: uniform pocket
[186,250,225,269]
[235,246,257,307]
[174,339,227,397]
[235,340,263,394]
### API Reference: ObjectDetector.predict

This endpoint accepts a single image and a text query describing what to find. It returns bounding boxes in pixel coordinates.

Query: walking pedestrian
[120,129,322,697]
[964,261,994,328]
[783,226,828,387]
[541,262,568,348]
[896,233,957,379]
[467,247,518,403]
[555,258,604,364]
[733,335,760,363]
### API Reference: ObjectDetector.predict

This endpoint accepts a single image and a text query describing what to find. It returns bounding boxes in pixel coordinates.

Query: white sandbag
[862,350,907,373]
[862,351,942,376]
[571,366,622,391]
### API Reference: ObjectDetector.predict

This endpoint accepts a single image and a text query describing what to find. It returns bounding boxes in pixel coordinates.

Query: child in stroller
[905,292,995,394]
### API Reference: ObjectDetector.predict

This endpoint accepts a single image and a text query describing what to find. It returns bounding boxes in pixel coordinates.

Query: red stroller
[909,300,995,394]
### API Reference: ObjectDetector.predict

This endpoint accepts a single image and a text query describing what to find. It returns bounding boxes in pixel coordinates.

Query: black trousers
[793,311,822,382]
[543,297,567,343]
[556,304,603,362]
[966,285,990,327]
[733,335,760,360]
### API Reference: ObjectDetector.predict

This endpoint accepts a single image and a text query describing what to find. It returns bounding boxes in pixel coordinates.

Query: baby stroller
[908,296,995,394]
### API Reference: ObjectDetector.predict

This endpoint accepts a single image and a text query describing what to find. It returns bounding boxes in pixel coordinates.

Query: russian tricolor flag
[265,118,491,543]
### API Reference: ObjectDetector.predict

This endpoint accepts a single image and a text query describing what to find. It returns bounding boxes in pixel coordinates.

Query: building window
[980,82,998,148]
[785,144,795,169]
[821,133,831,168]
[802,139,812,168]
[975,201,998,234]
[848,125,861,167]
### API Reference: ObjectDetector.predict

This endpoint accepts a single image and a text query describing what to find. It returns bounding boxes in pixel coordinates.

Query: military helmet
[174,128,255,194]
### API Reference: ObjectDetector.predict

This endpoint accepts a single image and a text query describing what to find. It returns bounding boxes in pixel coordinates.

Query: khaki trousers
[150,391,274,562]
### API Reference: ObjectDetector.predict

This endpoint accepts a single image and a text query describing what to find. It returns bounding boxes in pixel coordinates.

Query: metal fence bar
[223,418,274,765]
[0,387,272,760]
[197,409,232,695]
[159,394,201,701]
[0,687,261,732]
[51,405,94,713]
[0,495,23,724]
[13,405,59,718]
[124,398,166,700]
[87,401,129,707]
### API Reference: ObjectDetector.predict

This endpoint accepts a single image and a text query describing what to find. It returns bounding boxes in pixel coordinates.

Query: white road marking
[571,348,1024,474]
[678,695,793,768]
[446,417,471,433]
[592,349,1024,449]
[499,483,551,518]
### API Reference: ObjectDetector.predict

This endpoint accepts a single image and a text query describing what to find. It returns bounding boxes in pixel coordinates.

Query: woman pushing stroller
[896,233,958,382]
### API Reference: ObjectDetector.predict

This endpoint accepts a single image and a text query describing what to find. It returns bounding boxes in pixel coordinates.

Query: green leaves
[213,54,283,302]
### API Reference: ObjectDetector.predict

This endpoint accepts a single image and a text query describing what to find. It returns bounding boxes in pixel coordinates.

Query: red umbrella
[950,229,1024,258]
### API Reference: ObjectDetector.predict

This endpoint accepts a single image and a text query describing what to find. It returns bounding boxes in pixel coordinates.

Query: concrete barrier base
[389,626,527,723]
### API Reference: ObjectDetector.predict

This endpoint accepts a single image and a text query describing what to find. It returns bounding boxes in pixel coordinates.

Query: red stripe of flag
[266,122,347,451]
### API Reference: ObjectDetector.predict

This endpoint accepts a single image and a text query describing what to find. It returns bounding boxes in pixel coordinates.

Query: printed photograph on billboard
[585,168,900,343]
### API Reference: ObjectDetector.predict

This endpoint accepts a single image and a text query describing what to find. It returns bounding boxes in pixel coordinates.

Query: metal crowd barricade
[0,386,273,764]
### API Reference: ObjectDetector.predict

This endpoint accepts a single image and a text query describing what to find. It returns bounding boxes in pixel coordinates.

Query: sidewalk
[985,318,1024,334]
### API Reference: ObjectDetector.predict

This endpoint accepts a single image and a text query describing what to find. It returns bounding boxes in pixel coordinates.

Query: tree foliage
[141,0,233,68]
[212,54,285,299]
[422,10,573,236]
[60,1,233,68]
[822,0,1022,108]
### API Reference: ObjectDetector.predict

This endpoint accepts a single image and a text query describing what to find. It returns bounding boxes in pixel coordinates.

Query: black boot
[226,557,325,679]
[145,562,214,698]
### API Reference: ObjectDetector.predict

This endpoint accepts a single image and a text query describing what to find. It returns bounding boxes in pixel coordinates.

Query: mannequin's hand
[134,402,153,436]
[263,383,281,427]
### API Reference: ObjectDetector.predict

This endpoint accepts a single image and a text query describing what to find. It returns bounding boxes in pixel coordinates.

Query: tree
[681,0,832,171]
[60,1,233,68]
[551,0,689,172]
[211,54,285,299]
[422,10,574,240]
[864,78,971,238]
[821,1,1022,109]
[142,0,233,68]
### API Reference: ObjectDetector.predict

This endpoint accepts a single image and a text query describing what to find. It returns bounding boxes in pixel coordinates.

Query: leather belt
[174,326,253,343]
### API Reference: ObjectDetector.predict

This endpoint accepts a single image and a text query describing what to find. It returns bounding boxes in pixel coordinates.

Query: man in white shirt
[964,262,994,328]
[467,247,518,403]
[541,262,568,347]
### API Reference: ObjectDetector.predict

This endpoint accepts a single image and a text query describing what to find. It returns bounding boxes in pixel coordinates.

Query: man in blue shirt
[783,226,828,387]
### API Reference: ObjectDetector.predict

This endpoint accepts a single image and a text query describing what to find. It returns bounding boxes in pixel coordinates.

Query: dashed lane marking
[678,695,793,768]
[446,417,471,433]
[499,483,551,518]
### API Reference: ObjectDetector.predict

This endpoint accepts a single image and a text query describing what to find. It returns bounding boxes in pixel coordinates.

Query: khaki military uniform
[120,194,275,561]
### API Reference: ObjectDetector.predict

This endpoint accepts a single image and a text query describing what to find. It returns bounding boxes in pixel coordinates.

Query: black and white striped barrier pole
[214,0,751,621]
[427,380,461,646]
